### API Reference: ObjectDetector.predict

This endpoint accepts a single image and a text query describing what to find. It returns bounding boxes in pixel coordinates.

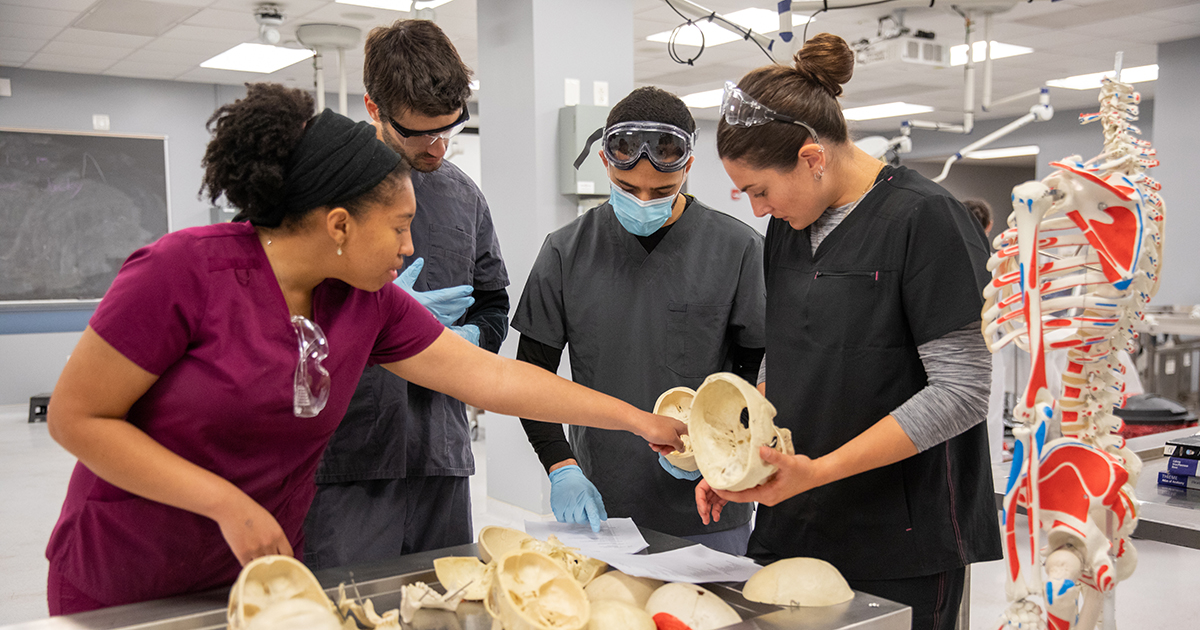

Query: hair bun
[792,32,854,98]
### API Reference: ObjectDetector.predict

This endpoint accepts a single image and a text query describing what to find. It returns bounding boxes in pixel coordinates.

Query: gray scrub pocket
[666,301,732,378]
[424,223,475,288]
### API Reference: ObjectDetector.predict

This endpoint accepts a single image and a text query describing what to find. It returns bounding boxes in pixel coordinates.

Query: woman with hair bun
[695,34,1001,630]
[44,83,685,615]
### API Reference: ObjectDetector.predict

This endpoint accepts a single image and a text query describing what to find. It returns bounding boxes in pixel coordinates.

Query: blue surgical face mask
[610,183,679,236]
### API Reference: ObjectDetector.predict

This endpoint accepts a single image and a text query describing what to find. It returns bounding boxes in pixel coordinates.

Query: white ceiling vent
[73,0,200,37]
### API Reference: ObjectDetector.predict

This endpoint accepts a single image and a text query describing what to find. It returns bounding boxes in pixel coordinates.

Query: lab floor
[1,404,1197,627]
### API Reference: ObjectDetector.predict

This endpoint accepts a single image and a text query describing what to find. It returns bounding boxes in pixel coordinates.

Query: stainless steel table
[3,527,911,630]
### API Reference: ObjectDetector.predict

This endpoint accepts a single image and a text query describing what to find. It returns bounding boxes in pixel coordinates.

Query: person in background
[964,198,994,234]
[303,20,509,570]
[44,84,684,615]
[696,33,1000,630]
[515,87,765,555]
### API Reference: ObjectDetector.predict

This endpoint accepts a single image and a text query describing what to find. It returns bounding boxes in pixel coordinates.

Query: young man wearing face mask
[513,87,766,554]
[302,20,509,570]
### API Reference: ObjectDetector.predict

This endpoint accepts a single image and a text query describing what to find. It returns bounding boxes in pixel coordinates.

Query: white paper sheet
[523,517,649,555]
[587,545,762,583]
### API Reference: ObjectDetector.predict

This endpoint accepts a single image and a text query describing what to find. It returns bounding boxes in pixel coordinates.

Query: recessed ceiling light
[646,8,812,48]
[1046,64,1158,90]
[469,79,480,91]
[950,41,1033,66]
[842,102,933,121]
[681,87,724,109]
[964,145,1040,160]
[336,0,412,11]
[201,43,314,74]
[415,0,455,7]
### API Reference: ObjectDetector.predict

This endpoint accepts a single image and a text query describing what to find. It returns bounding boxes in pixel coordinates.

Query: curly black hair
[200,83,314,225]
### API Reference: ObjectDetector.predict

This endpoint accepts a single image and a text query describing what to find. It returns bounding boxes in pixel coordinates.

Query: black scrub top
[752,166,1001,580]
[315,161,509,482]
[512,198,765,536]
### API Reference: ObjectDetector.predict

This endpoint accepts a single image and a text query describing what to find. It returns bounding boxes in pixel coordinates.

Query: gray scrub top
[512,198,765,536]
[315,160,509,482]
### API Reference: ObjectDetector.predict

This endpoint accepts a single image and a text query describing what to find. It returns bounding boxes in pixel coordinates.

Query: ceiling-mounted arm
[661,0,778,59]
[929,88,1053,183]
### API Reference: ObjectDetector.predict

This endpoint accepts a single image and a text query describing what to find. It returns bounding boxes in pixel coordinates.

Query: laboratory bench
[1,527,911,630]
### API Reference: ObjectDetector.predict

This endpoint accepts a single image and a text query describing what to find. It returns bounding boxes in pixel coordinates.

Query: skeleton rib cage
[981,76,1164,630]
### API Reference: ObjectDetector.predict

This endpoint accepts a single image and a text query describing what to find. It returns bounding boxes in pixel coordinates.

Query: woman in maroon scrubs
[45,83,684,614]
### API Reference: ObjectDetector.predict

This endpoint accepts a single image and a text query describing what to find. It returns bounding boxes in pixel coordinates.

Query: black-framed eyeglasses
[385,107,470,146]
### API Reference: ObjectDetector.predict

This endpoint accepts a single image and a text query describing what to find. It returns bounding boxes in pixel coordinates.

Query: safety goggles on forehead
[720,81,821,145]
[386,107,470,146]
[573,121,695,173]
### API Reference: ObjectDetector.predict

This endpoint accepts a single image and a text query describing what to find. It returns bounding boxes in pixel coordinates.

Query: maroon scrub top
[45,222,443,609]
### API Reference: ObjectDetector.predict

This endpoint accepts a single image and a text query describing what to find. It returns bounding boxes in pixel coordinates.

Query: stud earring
[266,239,272,246]
[337,246,343,256]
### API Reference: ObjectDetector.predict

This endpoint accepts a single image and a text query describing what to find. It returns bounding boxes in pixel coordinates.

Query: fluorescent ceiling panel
[965,145,1040,160]
[950,41,1033,66]
[337,0,412,10]
[201,43,314,74]
[842,102,933,121]
[336,0,453,10]
[682,87,724,109]
[1046,64,1158,90]
[646,8,812,48]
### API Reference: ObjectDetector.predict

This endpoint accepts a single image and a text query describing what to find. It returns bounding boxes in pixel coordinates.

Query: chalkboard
[0,128,170,305]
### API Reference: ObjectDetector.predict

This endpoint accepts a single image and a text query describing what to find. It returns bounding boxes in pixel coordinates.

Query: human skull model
[654,387,698,472]
[742,558,854,607]
[433,556,492,600]
[586,599,655,630]
[227,555,339,630]
[584,571,663,608]
[644,583,741,630]
[688,373,794,491]
[520,535,607,587]
[479,525,535,563]
[485,550,591,630]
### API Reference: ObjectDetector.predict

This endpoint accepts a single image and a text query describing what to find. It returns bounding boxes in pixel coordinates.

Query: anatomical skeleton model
[981,70,1163,630]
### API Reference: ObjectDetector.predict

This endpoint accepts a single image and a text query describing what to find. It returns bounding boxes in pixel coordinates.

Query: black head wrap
[245,109,401,227]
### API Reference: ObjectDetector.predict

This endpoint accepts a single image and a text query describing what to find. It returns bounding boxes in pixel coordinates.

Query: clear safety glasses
[291,315,330,418]
[386,107,470,147]
[573,121,695,173]
[720,81,822,146]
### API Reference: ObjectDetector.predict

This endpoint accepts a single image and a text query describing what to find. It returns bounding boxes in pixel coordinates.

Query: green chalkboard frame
[0,127,171,307]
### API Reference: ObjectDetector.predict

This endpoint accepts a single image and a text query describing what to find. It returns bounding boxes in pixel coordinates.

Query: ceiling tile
[54,27,154,48]
[0,0,96,10]
[1,4,77,27]
[0,21,63,40]
[162,23,253,43]
[40,40,132,59]
[124,47,213,66]
[24,51,117,73]
[72,0,201,37]
[1147,3,1200,24]
[185,8,258,30]
[1119,23,1200,45]
[103,59,186,80]
[0,49,34,65]
[0,36,44,53]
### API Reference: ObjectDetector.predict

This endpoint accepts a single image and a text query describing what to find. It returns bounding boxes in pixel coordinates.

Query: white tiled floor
[2,403,1197,627]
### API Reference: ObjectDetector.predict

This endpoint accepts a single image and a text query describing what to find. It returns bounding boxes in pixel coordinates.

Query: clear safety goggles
[573,121,695,173]
[386,107,470,147]
[720,81,821,145]
[291,315,330,418]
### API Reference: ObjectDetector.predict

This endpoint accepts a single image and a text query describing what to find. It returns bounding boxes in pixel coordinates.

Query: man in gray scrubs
[515,87,765,554]
[303,20,509,569]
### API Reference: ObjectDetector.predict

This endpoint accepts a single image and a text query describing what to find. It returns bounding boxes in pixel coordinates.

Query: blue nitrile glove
[450,324,481,346]
[659,453,702,481]
[395,258,475,326]
[548,464,608,532]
